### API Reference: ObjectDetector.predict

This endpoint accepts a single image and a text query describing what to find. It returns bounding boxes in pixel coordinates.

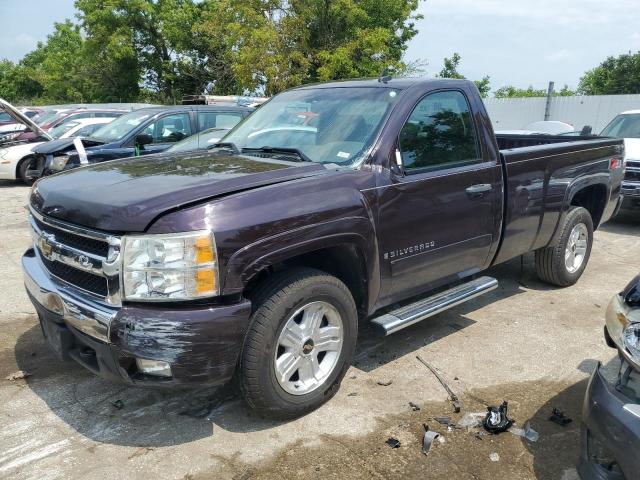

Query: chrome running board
[371,276,498,335]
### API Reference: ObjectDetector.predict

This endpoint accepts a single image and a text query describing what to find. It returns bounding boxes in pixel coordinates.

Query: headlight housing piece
[623,323,640,361]
[122,231,218,301]
[49,155,70,171]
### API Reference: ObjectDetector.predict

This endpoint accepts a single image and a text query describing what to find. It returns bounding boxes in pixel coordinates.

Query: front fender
[223,216,380,307]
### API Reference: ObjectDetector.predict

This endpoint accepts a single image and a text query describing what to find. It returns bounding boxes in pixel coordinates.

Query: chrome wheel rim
[274,301,344,395]
[565,223,588,273]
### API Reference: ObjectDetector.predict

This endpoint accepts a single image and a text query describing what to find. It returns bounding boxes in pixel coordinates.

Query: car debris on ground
[421,424,441,455]
[549,407,573,426]
[416,356,461,412]
[483,401,513,434]
[4,370,30,381]
[385,437,401,448]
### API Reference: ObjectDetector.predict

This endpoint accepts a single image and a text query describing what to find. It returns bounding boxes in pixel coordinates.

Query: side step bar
[371,276,498,335]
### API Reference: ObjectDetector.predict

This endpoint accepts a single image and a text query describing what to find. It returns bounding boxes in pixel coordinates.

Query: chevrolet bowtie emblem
[38,232,55,259]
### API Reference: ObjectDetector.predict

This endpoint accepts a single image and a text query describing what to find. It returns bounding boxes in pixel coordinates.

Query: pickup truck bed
[22,77,624,419]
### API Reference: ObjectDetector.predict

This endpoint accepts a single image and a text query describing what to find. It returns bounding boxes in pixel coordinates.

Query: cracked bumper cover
[23,248,252,387]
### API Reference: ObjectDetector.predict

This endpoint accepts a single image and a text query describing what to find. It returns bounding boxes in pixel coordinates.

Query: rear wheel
[535,207,593,286]
[238,268,357,419]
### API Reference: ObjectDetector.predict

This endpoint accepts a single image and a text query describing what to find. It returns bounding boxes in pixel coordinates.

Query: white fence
[484,94,640,133]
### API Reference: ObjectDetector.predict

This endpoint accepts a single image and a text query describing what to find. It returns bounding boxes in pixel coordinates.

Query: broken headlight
[49,155,70,171]
[622,323,640,361]
[122,231,219,301]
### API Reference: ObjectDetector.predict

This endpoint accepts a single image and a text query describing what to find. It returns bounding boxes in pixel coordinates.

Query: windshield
[89,110,153,143]
[168,128,228,153]
[222,87,401,165]
[35,110,64,125]
[601,114,640,139]
[49,121,80,139]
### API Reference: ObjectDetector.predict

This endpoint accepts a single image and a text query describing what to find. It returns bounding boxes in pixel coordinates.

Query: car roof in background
[130,104,255,114]
[620,110,640,115]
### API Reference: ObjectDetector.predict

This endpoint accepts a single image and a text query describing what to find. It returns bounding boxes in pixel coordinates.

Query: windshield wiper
[208,141,240,153]
[241,146,311,163]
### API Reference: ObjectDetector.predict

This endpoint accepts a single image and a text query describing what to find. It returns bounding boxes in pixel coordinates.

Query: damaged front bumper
[23,248,252,387]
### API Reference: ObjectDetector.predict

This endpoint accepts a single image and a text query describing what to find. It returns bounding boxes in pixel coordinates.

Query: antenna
[378,65,396,84]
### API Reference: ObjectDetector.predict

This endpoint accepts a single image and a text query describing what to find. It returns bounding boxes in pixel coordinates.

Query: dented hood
[30,150,330,232]
[0,98,52,141]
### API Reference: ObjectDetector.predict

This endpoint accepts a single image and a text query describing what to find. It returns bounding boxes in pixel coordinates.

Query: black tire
[535,207,594,287]
[17,157,35,185]
[238,268,357,419]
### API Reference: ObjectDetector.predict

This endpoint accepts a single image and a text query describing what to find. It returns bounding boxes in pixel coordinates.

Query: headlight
[49,155,70,171]
[623,323,640,360]
[122,231,218,301]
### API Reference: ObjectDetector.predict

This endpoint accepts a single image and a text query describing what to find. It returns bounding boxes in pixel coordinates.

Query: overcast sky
[1,0,639,92]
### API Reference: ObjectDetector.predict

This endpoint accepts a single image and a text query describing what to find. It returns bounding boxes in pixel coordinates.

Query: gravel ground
[0,178,638,480]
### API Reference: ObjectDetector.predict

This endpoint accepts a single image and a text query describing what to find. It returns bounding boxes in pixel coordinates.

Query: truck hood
[0,98,52,143]
[624,138,640,161]
[30,151,330,232]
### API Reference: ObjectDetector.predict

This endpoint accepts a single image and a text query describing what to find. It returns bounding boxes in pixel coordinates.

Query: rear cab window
[399,90,480,174]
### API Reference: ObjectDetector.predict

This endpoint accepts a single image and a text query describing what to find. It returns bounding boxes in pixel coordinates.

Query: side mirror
[580,125,593,136]
[135,133,153,148]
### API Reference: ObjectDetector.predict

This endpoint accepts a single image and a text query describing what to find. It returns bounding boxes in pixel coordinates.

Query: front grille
[41,257,108,297]
[625,169,640,183]
[31,211,121,304]
[33,216,109,257]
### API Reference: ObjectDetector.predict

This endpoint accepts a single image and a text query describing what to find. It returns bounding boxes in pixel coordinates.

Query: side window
[399,90,480,173]
[197,112,242,130]
[143,113,192,143]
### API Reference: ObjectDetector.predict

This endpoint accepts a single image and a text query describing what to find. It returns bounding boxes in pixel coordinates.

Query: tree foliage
[493,84,575,98]
[435,53,491,98]
[0,0,422,103]
[578,51,640,95]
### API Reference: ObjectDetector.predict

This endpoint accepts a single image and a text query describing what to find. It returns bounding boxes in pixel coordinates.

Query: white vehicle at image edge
[600,110,640,204]
[0,113,113,183]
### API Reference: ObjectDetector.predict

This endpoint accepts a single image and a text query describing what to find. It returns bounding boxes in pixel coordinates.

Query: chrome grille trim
[29,207,122,306]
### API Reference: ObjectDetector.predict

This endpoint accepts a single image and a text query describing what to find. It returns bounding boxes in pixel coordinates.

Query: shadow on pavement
[14,323,290,447]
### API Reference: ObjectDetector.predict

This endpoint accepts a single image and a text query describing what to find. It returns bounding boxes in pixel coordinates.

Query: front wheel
[238,268,357,419]
[17,157,35,185]
[535,206,594,287]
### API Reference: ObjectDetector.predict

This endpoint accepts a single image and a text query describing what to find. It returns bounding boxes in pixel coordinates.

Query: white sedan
[0,117,113,183]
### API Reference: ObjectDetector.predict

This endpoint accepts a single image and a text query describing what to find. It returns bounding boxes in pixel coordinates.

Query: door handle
[465,183,493,197]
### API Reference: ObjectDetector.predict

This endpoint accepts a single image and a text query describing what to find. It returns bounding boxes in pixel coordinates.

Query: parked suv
[30,104,254,177]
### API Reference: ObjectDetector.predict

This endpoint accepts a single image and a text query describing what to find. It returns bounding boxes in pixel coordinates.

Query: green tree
[578,51,640,95]
[436,53,491,98]
[76,0,204,102]
[493,84,575,98]
[198,0,422,96]
[0,60,18,101]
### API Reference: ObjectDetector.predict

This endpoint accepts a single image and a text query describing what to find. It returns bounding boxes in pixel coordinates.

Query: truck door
[377,89,502,300]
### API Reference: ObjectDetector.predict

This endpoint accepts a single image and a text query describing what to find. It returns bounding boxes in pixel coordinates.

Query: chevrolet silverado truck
[23,78,624,419]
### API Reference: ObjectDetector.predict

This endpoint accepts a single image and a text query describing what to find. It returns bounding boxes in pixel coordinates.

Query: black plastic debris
[434,416,451,426]
[111,399,124,410]
[549,408,573,426]
[483,401,513,434]
[386,437,401,448]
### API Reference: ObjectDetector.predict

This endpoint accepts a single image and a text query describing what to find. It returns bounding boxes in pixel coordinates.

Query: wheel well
[570,184,607,228]
[243,244,368,314]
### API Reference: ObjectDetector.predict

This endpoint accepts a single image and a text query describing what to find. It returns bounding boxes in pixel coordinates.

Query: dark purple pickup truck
[23,78,624,418]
